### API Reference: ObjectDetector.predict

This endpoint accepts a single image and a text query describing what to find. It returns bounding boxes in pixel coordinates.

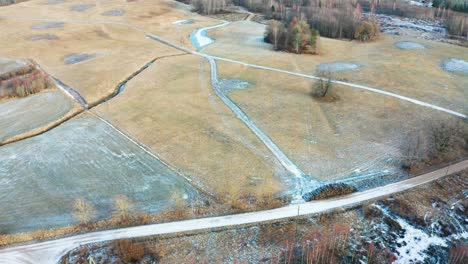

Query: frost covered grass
[0,90,77,144]
[0,114,202,234]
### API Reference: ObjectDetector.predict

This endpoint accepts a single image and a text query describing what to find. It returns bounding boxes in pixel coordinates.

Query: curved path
[207,56,318,200]
[0,159,466,264]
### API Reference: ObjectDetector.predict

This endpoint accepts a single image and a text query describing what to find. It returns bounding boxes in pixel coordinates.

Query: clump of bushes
[0,60,54,99]
[401,119,468,172]
[264,16,319,54]
[111,240,146,263]
[302,183,357,201]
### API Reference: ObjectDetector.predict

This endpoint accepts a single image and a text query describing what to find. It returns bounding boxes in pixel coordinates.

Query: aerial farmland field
[0,0,466,263]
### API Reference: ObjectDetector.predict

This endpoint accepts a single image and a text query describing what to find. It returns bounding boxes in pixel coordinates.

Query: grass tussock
[0,61,54,100]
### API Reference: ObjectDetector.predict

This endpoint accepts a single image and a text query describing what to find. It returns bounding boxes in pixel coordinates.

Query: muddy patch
[30,34,58,41]
[218,79,250,94]
[64,53,96,65]
[70,4,94,12]
[316,62,360,72]
[441,58,468,74]
[101,9,125,16]
[173,19,194,25]
[31,22,64,29]
[395,41,426,49]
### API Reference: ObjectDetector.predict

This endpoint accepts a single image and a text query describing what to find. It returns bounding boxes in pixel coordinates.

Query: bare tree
[72,198,96,224]
[112,195,135,220]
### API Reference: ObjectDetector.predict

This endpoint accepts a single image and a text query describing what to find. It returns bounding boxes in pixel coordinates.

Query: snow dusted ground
[0,90,75,143]
[316,62,361,72]
[0,114,201,234]
[376,205,448,263]
[173,19,194,25]
[394,41,426,49]
[442,58,468,74]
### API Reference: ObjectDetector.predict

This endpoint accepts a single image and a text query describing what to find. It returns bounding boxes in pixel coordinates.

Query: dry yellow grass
[216,60,464,180]
[93,54,288,199]
[0,19,180,104]
[205,21,468,114]
[0,0,222,104]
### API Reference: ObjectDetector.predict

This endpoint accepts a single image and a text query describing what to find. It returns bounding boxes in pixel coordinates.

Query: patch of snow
[101,9,125,17]
[441,58,468,74]
[31,22,64,29]
[218,79,250,94]
[316,62,360,72]
[395,41,426,49]
[30,34,58,41]
[173,19,194,25]
[47,0,64,5]
[70,4,95,12]
[376,205,447,264]
[64,53,96,65]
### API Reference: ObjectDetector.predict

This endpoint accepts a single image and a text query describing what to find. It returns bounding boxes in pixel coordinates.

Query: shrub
[72,198,96,225]
[0,60,54,100]
[112,240,145,262]
[400,119,468,172]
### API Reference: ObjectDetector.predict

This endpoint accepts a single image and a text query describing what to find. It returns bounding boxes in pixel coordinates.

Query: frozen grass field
[0,114,201,234]
[0,90,78,144]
